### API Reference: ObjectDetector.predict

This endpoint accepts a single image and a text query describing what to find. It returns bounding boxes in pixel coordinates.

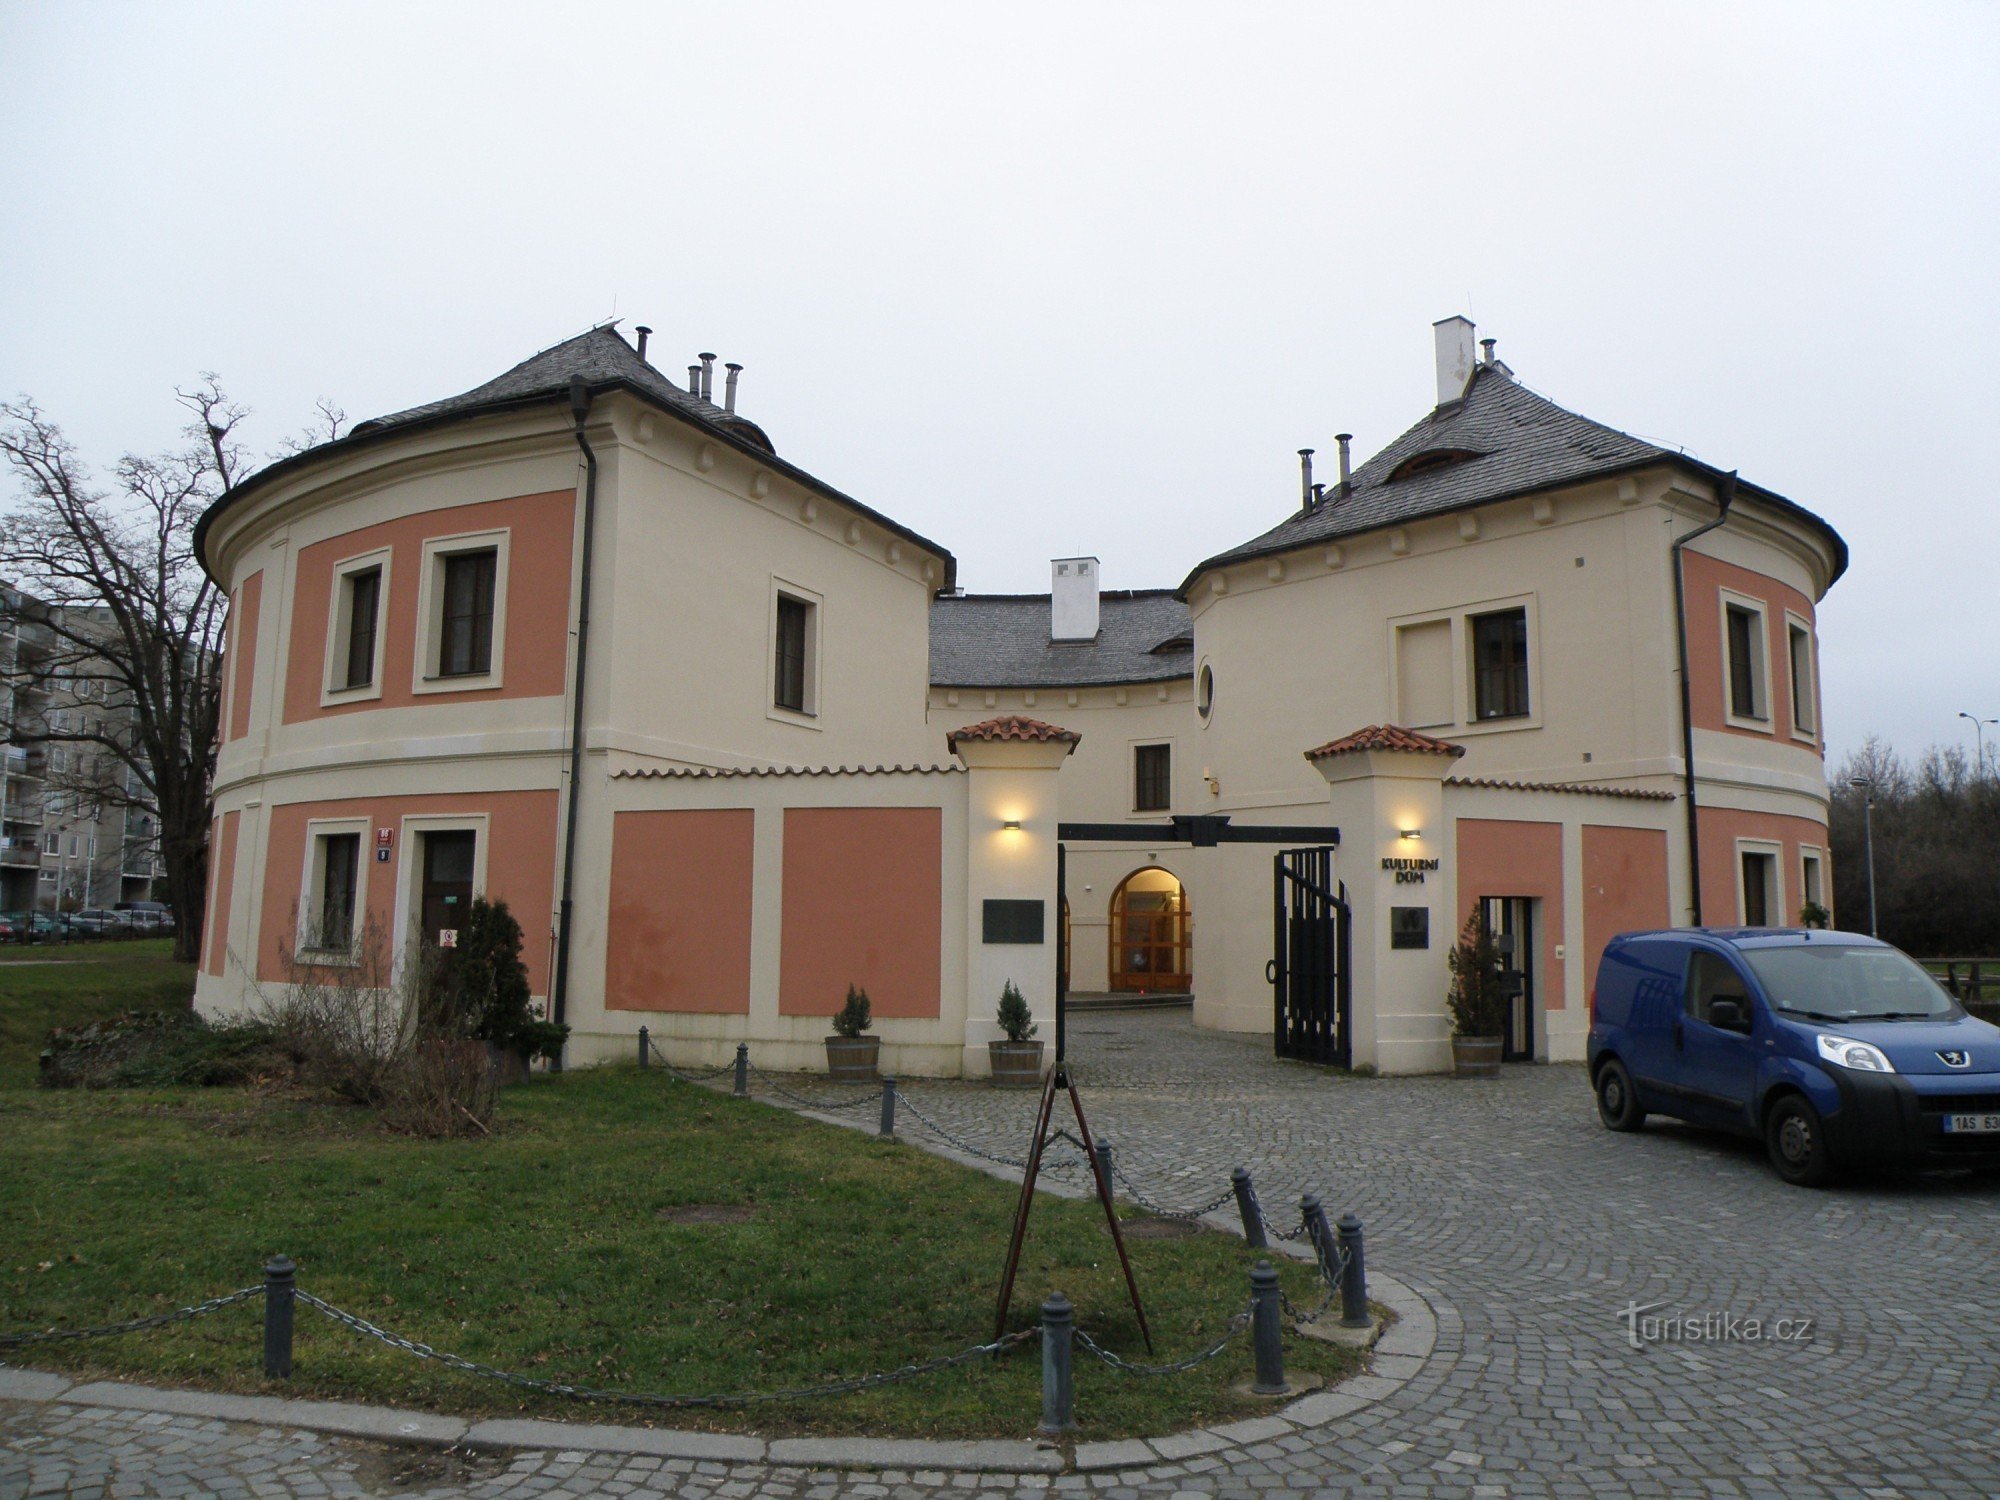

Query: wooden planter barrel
[1452,1035,1503,1078]
[987,1040,1046,1088]
[824,1035,881,1083]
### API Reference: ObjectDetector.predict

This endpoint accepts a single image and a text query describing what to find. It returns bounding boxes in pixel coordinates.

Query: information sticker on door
[439,930,458,948]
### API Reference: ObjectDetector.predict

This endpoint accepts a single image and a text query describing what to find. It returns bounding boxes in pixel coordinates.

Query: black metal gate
[1271,846,1350,1067]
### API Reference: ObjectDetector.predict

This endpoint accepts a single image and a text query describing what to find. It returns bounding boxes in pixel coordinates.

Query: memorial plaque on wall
[1390,906,1430,950]
[982,899,1046,944]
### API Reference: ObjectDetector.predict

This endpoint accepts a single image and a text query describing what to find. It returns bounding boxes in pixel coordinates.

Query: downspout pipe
[1671,471,1736,927]
[550,375,601,1064]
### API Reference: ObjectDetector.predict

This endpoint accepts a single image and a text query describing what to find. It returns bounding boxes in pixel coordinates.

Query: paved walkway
[7,1011,2000,1497]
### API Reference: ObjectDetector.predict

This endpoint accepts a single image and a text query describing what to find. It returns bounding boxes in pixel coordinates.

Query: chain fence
[0,1286,266,1351]
[295,1291,1031,1409]
[1075,1306,1252,1377]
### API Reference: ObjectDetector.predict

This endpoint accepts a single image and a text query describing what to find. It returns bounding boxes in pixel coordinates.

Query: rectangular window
[316,832,361,950]
[1726,603,1764,720]
[1134,743,1171,812]
[1740,849,1777,926]
[343,567,381,689]
[774,594,811,713]
[1470,608,1530,720]
[438,551,496,678]
[1788,623,1814,735]
[42,831,57,854]
[1801,851,1825,917]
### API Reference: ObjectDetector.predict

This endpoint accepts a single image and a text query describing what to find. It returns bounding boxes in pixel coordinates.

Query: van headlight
[1816,1034,1895,1073]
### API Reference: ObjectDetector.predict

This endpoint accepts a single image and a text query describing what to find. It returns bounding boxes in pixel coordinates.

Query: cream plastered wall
[926,682,1201,993]
[595,396,946,774]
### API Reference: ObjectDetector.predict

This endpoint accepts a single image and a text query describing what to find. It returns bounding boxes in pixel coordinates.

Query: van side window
[1686,952,1752,1025]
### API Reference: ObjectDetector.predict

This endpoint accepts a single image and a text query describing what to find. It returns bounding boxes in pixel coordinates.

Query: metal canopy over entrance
[1054,814,1340,1065]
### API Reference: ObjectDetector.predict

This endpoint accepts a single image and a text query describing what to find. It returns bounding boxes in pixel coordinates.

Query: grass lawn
[0,1064,1359,1439]
[0,939,195,1088]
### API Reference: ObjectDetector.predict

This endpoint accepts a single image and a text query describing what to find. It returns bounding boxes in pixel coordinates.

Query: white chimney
[1051,556,1100,642]
[1432,315,1477,406]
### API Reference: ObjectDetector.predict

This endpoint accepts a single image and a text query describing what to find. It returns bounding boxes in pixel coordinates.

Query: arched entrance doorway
[1109,868,1191,993]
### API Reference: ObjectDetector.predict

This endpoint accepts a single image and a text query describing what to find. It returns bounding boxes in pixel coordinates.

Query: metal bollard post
[1038,1292,1075,1436]
[733,1043,749,1098]
[263,1255,295,1379]
[1232,1166,1268,1249]
[637,1026,650,1068]
[1337,1214,1370,1328]
[1092,1138,1115,1210]
[1300,1193,1335,1274]
[878,1076,897,1138]
[1250,1260,1287,1395]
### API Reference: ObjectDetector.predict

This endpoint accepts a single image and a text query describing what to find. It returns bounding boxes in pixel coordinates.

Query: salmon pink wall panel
[226,571,262,742]
[779,807,943,1019]
[204,809,240,977]
[256,790,558,991]
[282,490,576,723]
[1581,825,1670,994]
[1455,818,1568,1010]
[1681,551,1815,741]
[1695,807,1830,929]
[605,809,754,1013]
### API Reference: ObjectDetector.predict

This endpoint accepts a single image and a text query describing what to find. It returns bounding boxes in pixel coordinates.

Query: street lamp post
[1958,711,1997,777]
[1848,776,1878,938]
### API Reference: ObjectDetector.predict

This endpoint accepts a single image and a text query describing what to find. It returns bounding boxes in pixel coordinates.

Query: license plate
[1942,1113,2000,1134]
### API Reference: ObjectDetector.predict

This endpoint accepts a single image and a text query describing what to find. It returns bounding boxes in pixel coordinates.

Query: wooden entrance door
[419,830,476,950]
[1109,869,1191,993]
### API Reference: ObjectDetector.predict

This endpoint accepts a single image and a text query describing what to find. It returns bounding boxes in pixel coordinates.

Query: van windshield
[1740,944,1954,1021]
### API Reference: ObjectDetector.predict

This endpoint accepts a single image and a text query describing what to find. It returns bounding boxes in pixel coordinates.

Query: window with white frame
[1738,843,1781,927]
[1787,619,1816,738]
[323,549,390,702]
[299,819,368,955]
[1133,743,1172,812]
[414,530,508,693]
[769,579,821,721]
[1722,595,1770,726]
[1800,848,1826,921]
[1469,607,1531,721]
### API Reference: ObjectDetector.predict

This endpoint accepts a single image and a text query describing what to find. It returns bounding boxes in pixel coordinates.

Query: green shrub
[832,983,872,1038]
[435,897,567,1062]
[996,979,1036,1043]
[1445,910,1508,1039]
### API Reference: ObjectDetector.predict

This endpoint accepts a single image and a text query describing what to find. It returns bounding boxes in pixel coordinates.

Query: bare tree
[0,379,248,964]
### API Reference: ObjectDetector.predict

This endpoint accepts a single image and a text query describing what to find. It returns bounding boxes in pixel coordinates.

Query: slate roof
[1305,724,1467,760]
[195,325,956,587]
[1183,364,1847,591]
[352,325,776,453]
[929,591,1193,689]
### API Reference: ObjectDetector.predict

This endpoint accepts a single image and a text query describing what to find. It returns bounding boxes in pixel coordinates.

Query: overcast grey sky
[3,2,1994,767]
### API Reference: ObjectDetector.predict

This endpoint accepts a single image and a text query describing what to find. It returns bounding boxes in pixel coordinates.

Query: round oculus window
[1197,663,1215,722]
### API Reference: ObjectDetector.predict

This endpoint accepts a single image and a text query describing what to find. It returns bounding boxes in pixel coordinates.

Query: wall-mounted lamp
[1399,828,1423,841]
[1001,819,1022,831]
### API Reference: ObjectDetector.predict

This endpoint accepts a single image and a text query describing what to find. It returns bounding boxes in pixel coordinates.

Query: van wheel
[1595,1059,1645,1132]
[1765,1095,1835,1187]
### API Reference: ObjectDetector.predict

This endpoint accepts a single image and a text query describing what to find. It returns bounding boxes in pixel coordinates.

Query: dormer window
[1386,449,1482,483]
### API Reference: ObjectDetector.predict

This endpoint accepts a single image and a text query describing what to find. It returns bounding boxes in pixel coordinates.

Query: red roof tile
[947,715,1082,753]
[1304,724,1467,760]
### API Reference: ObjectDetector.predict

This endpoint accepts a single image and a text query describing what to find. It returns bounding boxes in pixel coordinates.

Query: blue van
[1588,928,2000,1185]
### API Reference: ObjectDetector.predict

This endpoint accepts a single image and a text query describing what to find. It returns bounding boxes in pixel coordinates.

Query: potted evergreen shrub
[1446,910,1507,1078]
[824,983,879,1082]
[432,897,569,1082]
[988,979,1045,1087]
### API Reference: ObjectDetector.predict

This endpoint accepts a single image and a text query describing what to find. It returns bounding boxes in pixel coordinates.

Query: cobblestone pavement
[7,1009,2000,1497]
